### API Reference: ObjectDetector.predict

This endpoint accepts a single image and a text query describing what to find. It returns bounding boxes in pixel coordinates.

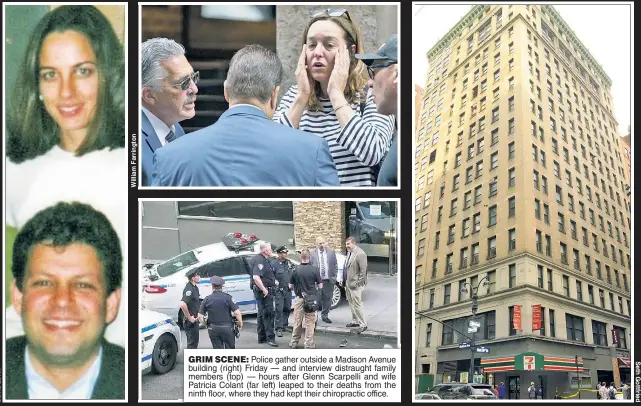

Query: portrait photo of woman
[5,4,127,352]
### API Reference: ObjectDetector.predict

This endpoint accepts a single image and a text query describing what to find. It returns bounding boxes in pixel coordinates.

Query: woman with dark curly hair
[274,8,395,186]
[5,5,126,349]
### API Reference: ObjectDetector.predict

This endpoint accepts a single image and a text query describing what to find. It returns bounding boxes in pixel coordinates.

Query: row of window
[423,308,628,350]
[525,55,625,193]
[532,167,630,234]
[536,264,629,307]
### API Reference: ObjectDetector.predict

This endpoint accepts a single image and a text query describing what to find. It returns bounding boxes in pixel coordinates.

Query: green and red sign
[480,352,583,372]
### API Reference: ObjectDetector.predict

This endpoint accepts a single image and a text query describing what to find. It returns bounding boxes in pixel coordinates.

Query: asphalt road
[141,325,396,400]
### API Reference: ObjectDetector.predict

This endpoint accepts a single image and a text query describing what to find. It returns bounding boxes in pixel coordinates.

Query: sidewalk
[245,273,399,340]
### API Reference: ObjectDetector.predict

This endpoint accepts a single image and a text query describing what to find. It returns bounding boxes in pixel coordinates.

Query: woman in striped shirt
[273,8,395,186]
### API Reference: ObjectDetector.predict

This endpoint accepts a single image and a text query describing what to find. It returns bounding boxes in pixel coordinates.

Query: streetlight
[459,273,491,382]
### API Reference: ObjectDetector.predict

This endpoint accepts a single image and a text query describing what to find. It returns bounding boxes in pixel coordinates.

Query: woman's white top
[6,145,128,348]
[274,85,395,187]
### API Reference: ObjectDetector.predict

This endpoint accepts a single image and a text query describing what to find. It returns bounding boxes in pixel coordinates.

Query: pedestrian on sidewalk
[528,382,536,399]
[535,384,543,399]
[289,249,323,349]
[498,382,506,399]
[599,381,609,401]
[608,382,617,400]
[344,236,368,333]
[493,385,499,398]
[310,236,337,323]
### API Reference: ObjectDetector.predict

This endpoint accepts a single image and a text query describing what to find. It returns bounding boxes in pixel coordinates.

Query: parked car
[426,382,497,400]
[141,307,181,375]
[142,233,346,327]
[415,392,442,400]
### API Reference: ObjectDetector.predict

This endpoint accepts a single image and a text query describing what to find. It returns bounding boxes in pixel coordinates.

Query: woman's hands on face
[295,45,314,99]
[327,46,350,99]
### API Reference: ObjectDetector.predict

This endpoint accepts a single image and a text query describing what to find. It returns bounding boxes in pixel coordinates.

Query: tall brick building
[414,5,631,398]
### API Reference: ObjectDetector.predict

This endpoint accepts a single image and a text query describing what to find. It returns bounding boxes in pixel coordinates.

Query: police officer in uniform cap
[199,276,243,349]
[180,268,201,349]
[252,243,278,347]
[273,246,295,337]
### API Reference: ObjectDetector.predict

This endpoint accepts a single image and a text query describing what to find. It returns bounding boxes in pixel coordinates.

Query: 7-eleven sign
[524,355,536,371]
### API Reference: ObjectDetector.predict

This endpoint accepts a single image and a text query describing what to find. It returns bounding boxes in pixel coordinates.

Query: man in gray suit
[344,236,368,333]
[310,236,337,323]
[140,38,198,186]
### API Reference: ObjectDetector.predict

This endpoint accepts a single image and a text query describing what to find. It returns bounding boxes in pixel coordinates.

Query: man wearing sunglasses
[355,34,398,187]
[140,38,198,186]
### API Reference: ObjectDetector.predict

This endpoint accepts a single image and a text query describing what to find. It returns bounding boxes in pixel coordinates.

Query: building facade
[415,84,425,131]
[414,5,631,399]
[620,128,631,190]
[141,201,397,268]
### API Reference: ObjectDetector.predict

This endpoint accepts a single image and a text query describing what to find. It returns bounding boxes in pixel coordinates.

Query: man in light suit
[151,44,340,187]
[343,236,368,333]
[140,38,198,186]
[310,236,337,323]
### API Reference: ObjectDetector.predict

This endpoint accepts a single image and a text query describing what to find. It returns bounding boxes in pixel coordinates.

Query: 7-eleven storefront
[480,353,585,399]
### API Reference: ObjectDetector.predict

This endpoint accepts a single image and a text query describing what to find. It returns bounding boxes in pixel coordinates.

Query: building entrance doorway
[508,376,521,399]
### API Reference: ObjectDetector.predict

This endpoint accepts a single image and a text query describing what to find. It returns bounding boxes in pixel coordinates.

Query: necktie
[320,251,326,280]
[165,129,176,144]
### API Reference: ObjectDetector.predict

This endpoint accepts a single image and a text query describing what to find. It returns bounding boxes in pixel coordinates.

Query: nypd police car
[141,233,346,327]
[141,306,181,375]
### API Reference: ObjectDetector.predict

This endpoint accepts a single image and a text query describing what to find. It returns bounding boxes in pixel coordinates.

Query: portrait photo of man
[5,202,125,399]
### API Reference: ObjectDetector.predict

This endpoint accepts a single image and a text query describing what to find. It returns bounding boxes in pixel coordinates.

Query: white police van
[141,233,346,328]
[141,306,182,375]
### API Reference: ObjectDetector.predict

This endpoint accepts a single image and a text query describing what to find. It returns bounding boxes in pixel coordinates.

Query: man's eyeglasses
[367,61,397,80]
[310,8,351,21]
[172,71,200,91]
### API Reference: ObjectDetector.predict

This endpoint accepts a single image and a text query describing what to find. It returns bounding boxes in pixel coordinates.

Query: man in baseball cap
[356,34,398,186]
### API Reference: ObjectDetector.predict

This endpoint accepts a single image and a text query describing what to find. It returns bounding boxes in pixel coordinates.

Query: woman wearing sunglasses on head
[5,5,126,348]
[273,8,396,187]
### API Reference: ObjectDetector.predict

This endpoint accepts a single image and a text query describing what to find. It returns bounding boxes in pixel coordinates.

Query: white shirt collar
[142,106,175,147]
[25,345,103,399]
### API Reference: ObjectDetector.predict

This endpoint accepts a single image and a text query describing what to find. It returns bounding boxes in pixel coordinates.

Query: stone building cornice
[426,5,488,61]
[542,5,612,88]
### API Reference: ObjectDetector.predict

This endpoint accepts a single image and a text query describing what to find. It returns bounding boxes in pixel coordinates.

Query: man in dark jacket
[356,34,398,187]
[6,202,124,399]
[288,249,322,349]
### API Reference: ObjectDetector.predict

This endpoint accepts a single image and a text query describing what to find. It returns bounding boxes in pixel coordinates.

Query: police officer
[273,246,295,337]
[199,276,243,349]
[180,268,201,349]
[252,243,278,347]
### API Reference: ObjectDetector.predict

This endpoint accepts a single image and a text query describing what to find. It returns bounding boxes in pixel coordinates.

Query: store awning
[618,357,631,368]
[480,352,583,372]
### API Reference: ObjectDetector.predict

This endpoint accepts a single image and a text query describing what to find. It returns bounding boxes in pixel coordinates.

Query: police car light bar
[223,232,258,251]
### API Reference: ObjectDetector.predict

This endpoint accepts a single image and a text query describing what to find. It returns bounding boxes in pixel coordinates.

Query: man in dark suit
[309,236,338,323]
[6,202,124,399]
[356,34,398,187]
[140,38,198,186]
[151,44,340,187]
